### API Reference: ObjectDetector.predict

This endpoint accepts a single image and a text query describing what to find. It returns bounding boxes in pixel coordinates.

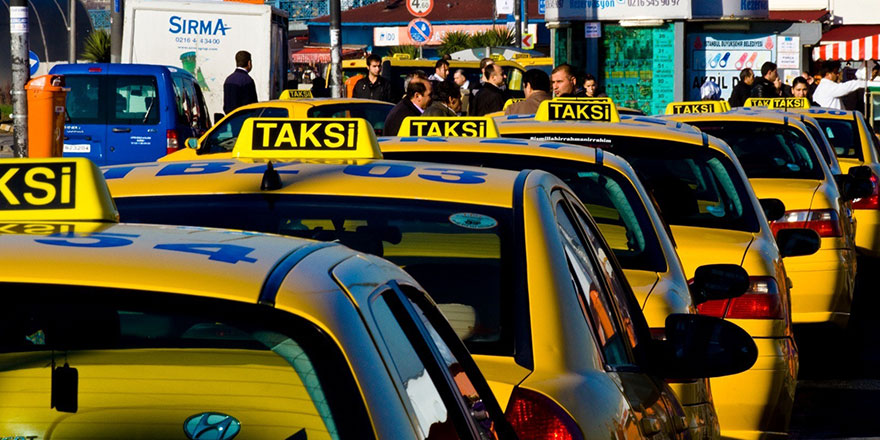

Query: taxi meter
[535,98,620,122]
[665,100,731,115]
[744,97,811,109]
[397,116,500,137]
[233,117,382,160]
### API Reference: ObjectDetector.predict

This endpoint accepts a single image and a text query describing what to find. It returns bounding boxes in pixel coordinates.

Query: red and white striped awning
[813,33,880,61]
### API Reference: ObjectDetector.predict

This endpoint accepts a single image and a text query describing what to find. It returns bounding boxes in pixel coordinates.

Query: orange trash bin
[25,74,69,158]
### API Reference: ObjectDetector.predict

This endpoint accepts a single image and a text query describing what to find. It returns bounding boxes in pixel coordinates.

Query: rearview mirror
[759,198,785,222]
[689,264,750,305]
[776,228,821,258]
[649,314,757,380]
[184,138,199,150]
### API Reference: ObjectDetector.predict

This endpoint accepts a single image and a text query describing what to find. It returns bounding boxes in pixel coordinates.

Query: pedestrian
[813,61,880,109]
[505,69,551,115]
[423,81,461,116]
[551,64,585,97]
[384,77,432,136]
[749,62,779,98]
[700,79,722,101]
[310,74,329,97]
[352,54,393,102]
[428,59,450,83]
[453,69,471,114]
[729,68,754,107]
[791,76,819,106]
[774,77,791,97]
[470,63,507,116]
[583,74,605,97]
[223,50,258,114]
[471,57,495,96]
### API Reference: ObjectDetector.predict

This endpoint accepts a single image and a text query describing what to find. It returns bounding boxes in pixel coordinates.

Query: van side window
[109,75,159,125]
[65,75,103,124]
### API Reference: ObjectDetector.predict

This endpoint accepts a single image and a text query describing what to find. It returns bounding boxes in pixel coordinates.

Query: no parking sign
[408,18,433,46]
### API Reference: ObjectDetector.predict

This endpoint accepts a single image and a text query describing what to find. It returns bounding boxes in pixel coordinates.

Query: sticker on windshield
[449,213,497,230]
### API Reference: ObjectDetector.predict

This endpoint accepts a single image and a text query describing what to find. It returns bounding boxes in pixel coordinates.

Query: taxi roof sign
[232,117,383,160]
[0,158,118,222]
[397,116,500,138]
[664,100,730,115]
[743,97,810,109]
[503,98,524,110]
[535,98,620,122]
[278,89,313,100]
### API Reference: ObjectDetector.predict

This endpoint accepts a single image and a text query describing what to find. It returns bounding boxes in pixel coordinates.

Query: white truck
[122,0,288,120]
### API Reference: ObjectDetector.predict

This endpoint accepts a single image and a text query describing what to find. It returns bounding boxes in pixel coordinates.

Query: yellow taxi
[496,99,822,439]
[103,117,759,439]
[786,106,880,257]
[378,122,763,438]
[0,157,516,439]
[666,109,858,326]
[162,97,394,162]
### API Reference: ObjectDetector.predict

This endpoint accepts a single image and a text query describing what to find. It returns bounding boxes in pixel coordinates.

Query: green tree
[80,29,111,63]
[437,31,470,57]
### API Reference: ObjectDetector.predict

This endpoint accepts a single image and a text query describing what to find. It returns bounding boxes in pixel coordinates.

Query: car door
[104,73,163,165]
[62,73,107,163]
[552,190,683,440]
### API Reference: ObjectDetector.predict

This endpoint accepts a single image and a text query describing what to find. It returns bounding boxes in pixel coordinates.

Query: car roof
[237,98,393,110]
[786,107,859,120]
[50,62,189,77]
[496,116,709,146]
[665,108,801,125]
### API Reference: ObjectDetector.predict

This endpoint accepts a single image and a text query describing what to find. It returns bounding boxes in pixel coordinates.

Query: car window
[108,75,159,125]
[203,107,289,153]
[691,122,825,180]
[556,200,633,368]
[816,117,863,160]
[171,75,188,125]
[306,103,393,136]
[803,121,837,171]
[0,284,372,439]
[64,75,104,124]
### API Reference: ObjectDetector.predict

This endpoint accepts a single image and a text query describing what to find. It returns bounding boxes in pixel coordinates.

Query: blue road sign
[408,18,432,45]
[538,0,545,15]
[28,51,39,76]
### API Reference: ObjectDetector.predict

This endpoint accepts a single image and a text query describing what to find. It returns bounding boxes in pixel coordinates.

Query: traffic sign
[406,0,433,17]
[522,33,535,50]
[28,50,39,76]
[408,18,433,46]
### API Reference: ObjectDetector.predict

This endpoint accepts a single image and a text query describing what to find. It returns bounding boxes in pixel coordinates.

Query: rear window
[307,103,393,136]
[65,75,103,124]
[690,122,825,180]
[817,117,863,160]
[109,75,160,125]
[0,284,372,439]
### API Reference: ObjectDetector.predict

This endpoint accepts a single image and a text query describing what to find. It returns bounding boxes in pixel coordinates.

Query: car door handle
[640,417,662,435]
[112,128,131,133]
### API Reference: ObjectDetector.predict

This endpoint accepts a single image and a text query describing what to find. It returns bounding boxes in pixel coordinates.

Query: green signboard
[601,23,676,115]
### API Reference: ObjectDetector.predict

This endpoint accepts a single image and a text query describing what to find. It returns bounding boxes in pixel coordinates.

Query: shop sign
[546,0,767,21]
[686,33,777,101]
[692,0,768,18]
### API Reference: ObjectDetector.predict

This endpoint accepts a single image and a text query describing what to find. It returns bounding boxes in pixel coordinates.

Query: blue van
[49,63,211,165]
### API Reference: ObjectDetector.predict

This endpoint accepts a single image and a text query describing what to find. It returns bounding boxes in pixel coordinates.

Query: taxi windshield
[115,195,516,356]
[306,103,392,135]
[0,284,371,439]
[689,122,825,180]
[814,117,863,160]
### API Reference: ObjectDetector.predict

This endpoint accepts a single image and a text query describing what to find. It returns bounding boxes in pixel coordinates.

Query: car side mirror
[213,112,225,125]
[845,166,875,200]
[776,228,821,258]
[759,198,785,222]
[689,264,750,305]
[649,314,757,380]
[184,138,199,150]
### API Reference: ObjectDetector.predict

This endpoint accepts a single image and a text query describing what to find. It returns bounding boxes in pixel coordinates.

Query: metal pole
[10,0,30,157]
[515,0,521,50]
[329,0,343,98]
[522,0,528,48]
[68,0,76,63]
[110,0,123,63]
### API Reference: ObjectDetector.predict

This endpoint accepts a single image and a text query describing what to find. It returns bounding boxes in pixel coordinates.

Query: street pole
[515,0,521,50]
[10,0,30,157]
[110,0,123,63]
[522,0,528,49]
[329,0,343,98]
[68,0,76,63]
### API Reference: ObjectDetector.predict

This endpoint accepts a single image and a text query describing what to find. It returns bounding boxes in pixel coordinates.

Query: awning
[768,9,828,22]
[812,33,880,61]
[290,47,364,64]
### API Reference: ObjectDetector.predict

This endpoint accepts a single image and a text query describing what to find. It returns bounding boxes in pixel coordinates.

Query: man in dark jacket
[383,78,432,136]
[750,62,779,98]
[470,64,506,116]
[505,69,551,115]
[728,68,754,107]
[352,54,393,103]
[223,51,258,114]
[551,64,585,97]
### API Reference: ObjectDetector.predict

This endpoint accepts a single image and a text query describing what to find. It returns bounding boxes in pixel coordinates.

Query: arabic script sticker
[449,213,498,230]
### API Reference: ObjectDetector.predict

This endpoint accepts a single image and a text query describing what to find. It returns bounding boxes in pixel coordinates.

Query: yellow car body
[377,135,722,437]
[496,113,798,439]
[789,107,880,257]
[0,158,513,440]
[667,111,856,326]
[104,117,760,439]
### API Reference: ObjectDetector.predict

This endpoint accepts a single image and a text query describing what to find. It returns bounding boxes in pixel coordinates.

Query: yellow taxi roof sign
[744,97,811,109]
[535,98,620,122]
[391,53,411,60]
[278,89,313,100]
[665,100,729,115]
[397,116,501,138]
[232,117,383,160]
[503,98,524,110]
[0,158,118,223]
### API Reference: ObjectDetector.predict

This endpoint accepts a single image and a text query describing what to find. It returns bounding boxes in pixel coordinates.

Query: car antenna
[261,161,283,191]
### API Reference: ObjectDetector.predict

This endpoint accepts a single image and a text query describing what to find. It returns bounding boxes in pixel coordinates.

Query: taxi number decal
[807,109,849,116]
[153,243,258,264]
[36,232,138,248]
[343,164,487,184]
[0,223,74,235]
[34,233,257,264]
[0,163,75,210]
[547,102,613,121]
[252,120,358,151]
[408,120,487,137]
[669,103,715,114]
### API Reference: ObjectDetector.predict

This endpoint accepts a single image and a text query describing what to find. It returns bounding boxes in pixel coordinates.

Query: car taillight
[696,276,783,320]
[166,129,180,155]
[87,67,102,73]
[506,387,584,440]
[769,209,841,237]
[853,173,880,209]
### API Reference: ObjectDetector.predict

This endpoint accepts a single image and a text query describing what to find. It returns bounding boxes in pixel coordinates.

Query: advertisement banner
[602,24,675,115]
[692,0,768,18]
[686,33,777,101]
